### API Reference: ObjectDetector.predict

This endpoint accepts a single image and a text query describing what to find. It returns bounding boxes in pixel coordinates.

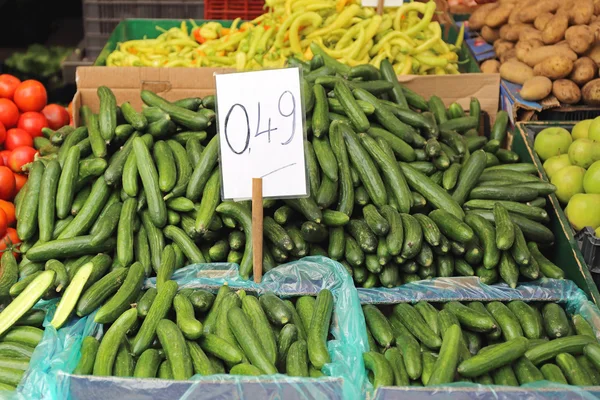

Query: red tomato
[0,121,5,146]
[5,128,33,150]
[0,75,20,100]
[0,228,20,255]
[0,200,16,227]
[0,99,19,128]
[8,147,37,173]
[0,151,10,166]
[0,166,15,200]
[14,173,27,193]
[17,112,48,138]
[42,104,70,130]
[13,80,47,112]
[0,209,7,239]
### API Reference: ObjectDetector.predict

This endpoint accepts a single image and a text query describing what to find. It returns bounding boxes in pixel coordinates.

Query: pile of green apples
[533,121,600,237]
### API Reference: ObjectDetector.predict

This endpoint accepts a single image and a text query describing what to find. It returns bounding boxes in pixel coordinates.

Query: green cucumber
[93,308,138,376]
[156,319,193,380]
[556,352,593,386]
[543,303,571,339]
[525,335,595,365]
[94,262,144,324]
[363,352,394,388]
[541,363,568,384]
[394,303,442,350]
[507,301,541,339]
[427,324,461,386]
[486,302,523,341]
[458,337,529,377]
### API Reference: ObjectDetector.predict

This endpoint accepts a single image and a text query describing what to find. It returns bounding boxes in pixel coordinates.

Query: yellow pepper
[307,4,360,38]
[290,12,323,55]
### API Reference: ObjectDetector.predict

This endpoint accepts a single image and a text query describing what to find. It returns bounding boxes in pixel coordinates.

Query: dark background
[0,0,83,59]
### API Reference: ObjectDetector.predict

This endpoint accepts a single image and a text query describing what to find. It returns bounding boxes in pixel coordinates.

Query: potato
[485,4,515,28]
[523,46,578,67]
[519,28,543,42]
[519,0,559,23]
[590,21,600,37]
[541,13,569,44]
[595,0,600,15]
[585,43,600,66]
[500,60,534,84]
[582,78,600,105]
[516,39,544,61]
[500,48,518,63]
[557,0,575,16]
[552,79,582,104]
[534,13,554,31]
[500,24,526,42]
[494,40,515,57]
[509,1,529,24]
[569,57,598,86]
[481,59,501,73]
[565,25,595,54]
[570,0,594,25]
[555,40,572,48]
[468,3,500,31]
[481,26,500,43]
[520,76,553,101]
[533,56,574,80]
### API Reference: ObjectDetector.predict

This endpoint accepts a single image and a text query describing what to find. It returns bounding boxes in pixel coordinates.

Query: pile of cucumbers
[73,283,334,380]
[363,300,600,388]
[6,51,564,317]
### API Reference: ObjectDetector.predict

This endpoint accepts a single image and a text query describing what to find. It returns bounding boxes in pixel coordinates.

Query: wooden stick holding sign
[252,178,263,283]
[214,68,308,283]
[377,0,384,15]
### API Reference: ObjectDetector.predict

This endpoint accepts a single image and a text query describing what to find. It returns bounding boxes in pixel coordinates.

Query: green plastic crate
[94,19,480,73]
[94,19,232,66]
[512,122,600,304]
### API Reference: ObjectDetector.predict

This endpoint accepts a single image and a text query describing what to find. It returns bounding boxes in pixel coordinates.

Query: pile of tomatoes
[0,73,71,253]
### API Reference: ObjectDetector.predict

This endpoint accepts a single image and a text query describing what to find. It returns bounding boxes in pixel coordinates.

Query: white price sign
[215,68,307,200]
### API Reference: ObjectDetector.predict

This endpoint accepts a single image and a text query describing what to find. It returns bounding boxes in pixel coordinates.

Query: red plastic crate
[204,0,265,20]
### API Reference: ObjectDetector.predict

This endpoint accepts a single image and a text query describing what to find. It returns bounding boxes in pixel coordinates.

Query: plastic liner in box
[358,277,583,304]
[4,299,58,400]
[21,256,369,400]
[357,278,600,399]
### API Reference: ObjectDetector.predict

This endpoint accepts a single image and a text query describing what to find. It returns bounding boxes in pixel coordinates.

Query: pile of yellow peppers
[106,0,463,75]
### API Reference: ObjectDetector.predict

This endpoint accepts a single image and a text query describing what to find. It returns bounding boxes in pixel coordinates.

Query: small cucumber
[156,319,193,380]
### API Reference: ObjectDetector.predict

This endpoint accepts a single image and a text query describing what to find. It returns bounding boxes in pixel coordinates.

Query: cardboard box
[74,66,500,126]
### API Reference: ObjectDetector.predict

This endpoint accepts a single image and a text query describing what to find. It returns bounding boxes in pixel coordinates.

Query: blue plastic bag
[357,277,600,400]
[22,257,368,400]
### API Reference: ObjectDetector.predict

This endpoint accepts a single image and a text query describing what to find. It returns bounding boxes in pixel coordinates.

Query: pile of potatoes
[469,0,600,105]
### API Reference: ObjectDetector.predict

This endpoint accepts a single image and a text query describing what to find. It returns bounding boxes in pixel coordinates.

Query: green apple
[591,117,600,142]
[565,193,600,231]
[534,127,572,161]
[543,154,571,179]
[551,165,586,204]
[568,138,600,168]
[596,226,600,238]
[584,160,600,194]
[574,119,593,140]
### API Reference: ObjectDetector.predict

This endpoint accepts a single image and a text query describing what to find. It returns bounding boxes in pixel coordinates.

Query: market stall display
[5,0,600,395]
[8,58,558,294]
[105,0,464,74]
[467,0,600,105]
